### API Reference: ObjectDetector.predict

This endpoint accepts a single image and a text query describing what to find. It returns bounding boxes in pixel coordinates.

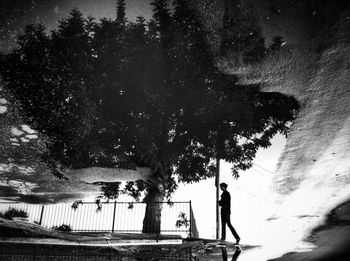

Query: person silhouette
[218,182,240,244]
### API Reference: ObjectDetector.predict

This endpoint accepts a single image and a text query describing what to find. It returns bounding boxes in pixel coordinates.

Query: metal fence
[0,242,193,261]
[0,201,197,237]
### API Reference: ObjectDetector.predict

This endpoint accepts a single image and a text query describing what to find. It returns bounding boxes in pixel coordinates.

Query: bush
[0,208,29,220]
[175,212,189,228]
[52,224,72,232]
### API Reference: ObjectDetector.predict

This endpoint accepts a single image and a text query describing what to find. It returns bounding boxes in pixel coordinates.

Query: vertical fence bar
[112,201,116,233]
[39,205,45,225]
[77,203,85,231]
[189,201,192,238]
[49,205,54,228]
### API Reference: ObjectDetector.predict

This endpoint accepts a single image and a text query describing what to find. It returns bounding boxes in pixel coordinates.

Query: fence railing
[0,201,196,237]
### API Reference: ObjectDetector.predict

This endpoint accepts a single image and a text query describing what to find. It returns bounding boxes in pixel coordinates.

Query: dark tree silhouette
[221,0,266,64]
[116,0,127,25]
[1,2,299,233]
[270,35,284,51]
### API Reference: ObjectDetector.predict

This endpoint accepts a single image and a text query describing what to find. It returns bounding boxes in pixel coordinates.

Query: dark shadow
[220,247,228,261]
[220,245,242,261]
[231,246,242,261]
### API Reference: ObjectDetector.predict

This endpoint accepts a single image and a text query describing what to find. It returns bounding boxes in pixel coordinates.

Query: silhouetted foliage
[270,35,284,51]
[175,212,189,228]
[221,0,266,64]
[0,208,28,220]
[116,0,127,25]
[71,200,83,210]
[52,224,72,232]
[1,2,299,232]
[100,182,122,200]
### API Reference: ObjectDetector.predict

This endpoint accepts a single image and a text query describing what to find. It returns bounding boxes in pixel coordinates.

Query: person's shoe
[235,238,240,245]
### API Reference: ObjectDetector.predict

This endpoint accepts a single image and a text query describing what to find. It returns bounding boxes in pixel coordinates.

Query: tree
[269,35,284,52]
[221,0,266,65]
[0,75,51,192]
[2,9,99,169]
[0,80,39,164]
[1,3,299,234]
[150,0,172,39]
[116,0,127,25]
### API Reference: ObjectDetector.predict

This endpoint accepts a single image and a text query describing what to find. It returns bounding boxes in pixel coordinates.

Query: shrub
[175,212,189,228]
[52,224,72,232]
[0,208,29,220]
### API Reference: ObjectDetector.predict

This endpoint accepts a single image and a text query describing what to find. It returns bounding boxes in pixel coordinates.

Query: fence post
[39,205,45,225]
[189,201,192,238]
[112,201,117,233]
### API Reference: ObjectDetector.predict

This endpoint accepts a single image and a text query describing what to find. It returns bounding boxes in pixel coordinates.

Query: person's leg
[226,216,240,242]
[221,214,227,240]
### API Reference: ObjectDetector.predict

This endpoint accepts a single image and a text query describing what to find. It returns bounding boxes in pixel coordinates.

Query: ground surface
[268,199,350,261]
[0,218,261,260]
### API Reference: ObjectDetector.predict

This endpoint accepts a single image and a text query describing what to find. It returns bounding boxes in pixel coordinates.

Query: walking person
[218,182,240,244]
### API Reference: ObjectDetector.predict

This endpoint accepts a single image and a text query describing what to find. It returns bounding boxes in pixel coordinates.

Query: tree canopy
[0,0,299,209]
[221,0,266,65]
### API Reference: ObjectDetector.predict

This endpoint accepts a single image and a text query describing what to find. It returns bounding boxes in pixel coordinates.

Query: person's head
[219,182,228,191]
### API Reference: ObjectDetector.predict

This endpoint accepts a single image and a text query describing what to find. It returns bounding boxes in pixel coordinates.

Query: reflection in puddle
[225,243,315,261]
[220,245,241,261]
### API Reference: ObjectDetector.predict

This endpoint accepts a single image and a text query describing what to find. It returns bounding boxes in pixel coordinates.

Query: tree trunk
[142,185,165,234]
